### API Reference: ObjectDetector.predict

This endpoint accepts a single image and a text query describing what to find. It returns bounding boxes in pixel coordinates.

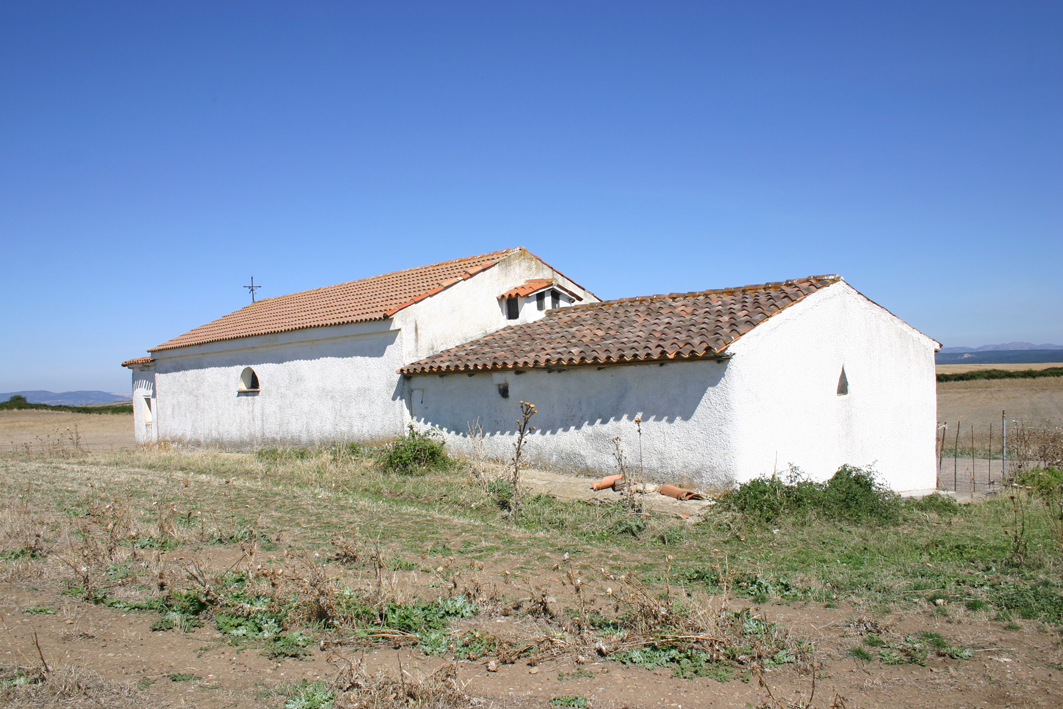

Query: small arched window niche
[837,366,849,396]
[238,367,260,393]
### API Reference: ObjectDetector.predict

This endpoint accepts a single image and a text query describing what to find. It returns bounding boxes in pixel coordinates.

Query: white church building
[123,247,940,491]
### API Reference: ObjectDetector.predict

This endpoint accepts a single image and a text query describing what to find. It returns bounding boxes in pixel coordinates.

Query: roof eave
[399,350,732,376]
[147,313,392,353]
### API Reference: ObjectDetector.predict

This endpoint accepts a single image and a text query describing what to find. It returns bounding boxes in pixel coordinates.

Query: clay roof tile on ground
[400,275,841,375]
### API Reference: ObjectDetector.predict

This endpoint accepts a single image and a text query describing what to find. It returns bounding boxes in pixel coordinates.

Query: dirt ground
[0,410,135,453]
[2,414,1062,708]
[4,575,1059,709]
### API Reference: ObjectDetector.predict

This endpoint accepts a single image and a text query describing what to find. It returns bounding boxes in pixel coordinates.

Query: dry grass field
[2,431,1062,708]
[0,410,135,453]
[936,361,1063,375]
[937,377,1063,446]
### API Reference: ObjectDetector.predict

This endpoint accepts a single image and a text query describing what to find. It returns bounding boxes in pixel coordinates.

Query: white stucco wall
[148,320,406,447]
[408,359,739,485]
[393,249,595,363]
[131,367,157,445]
[724,282,938,491]
[406,281,939,492]
[131,250,596,449]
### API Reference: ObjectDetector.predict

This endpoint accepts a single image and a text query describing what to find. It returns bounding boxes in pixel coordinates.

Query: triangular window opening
[837,367,849,396]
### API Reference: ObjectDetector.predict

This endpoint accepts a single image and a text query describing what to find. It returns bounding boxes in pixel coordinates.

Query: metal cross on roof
[244,276,261,303]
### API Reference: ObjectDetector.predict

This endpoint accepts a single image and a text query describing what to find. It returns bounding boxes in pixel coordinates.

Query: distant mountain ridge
[940,342,1063,353]
[936,349,1063,365]
[0,390,132,406]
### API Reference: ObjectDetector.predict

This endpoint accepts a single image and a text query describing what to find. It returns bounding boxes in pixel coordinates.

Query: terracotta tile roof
[400,275,841,374]
[498,279,554,299]
[498,279,585,302]
[150,249,523,352]
[121,357,155,367]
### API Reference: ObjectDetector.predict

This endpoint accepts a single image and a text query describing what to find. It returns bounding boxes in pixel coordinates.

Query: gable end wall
[725,282,938,491]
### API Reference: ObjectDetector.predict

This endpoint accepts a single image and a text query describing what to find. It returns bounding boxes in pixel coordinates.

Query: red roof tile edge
[497,279,584,302]
[399,275,842,375]
[122,357,155,368]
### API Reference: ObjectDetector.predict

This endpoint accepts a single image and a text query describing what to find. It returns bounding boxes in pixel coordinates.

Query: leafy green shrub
[551,696,589,708]
[722,465,899,524]
[378,426,454,475]
[820,465,900,523]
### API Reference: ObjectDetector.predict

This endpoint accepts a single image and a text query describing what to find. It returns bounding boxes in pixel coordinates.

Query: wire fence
[935,413,1063,495]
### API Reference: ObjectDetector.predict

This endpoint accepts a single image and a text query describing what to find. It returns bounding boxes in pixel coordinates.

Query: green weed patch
[378,427,455,475]
[722,465,900,524]
[991,580,1063,622]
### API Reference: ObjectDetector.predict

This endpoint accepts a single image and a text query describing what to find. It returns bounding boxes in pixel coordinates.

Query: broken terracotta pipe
[591,474,623,491]
[657,484,704,501]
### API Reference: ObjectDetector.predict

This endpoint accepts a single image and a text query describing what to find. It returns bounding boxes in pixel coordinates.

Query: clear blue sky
[2,2,1060,393]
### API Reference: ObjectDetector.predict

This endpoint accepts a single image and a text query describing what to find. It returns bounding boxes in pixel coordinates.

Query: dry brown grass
[937,361,1063,375]
[328,653,472,709]
[0,665,144,708]
[0,410,133,453]
[938,377,1063,448]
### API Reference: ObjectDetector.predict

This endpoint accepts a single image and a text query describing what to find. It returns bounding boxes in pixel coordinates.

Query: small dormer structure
[498,279,583,323]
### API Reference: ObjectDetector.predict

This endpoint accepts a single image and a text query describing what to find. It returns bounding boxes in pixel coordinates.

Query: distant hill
[0,390,132,406]
[935,349,1063,365]
[940,342,1063,353]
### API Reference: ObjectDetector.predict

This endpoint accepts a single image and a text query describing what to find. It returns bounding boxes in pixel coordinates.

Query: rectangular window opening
[536,292,545,311]
[506,296,519,320]
[551,290,560,309]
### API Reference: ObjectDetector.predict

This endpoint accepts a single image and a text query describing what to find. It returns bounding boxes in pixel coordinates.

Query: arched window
[239,367,260,392]
[837,367,849,396]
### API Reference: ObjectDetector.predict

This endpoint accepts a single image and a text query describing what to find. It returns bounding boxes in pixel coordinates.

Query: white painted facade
[407,283,939,491]
[126,250,594,447]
